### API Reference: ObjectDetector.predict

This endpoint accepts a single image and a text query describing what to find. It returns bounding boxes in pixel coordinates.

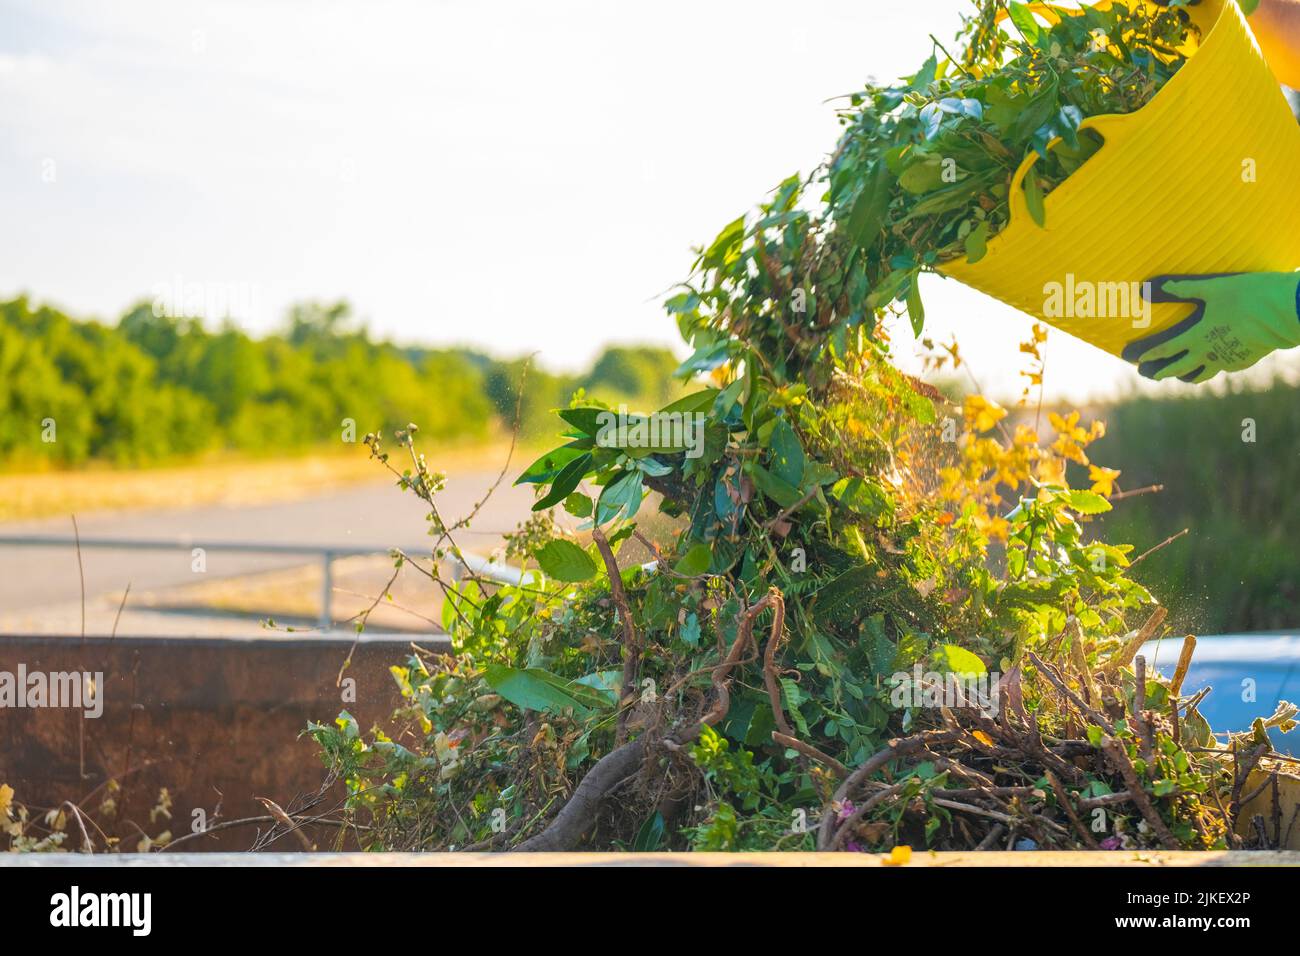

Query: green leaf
[657,389,720,416]
[933,644,987,676]
[1010,77,1060,142]
[563,493,593,518]
[674,542,713,577]
[845,160,892,254]
[573,670,623,705]
[906,52,938,91]
[596,469,644,525]
[1068,490,1112,515]
[769,418,805,487]
[702,215,746,269]
[833,476,887,516]
[633,812,666,852]
[964,220,989,264]
[898,156,945,195]
[482,664,612,717]
[532,453,592,511]
[558,407,607,437]
[535,539,596,582]
[515,444,584,485]
[679,611,701,648]
[1007,2,1041,44]
[906,274,926,337]
[748,462,802,509]
[1023,168,1046,228]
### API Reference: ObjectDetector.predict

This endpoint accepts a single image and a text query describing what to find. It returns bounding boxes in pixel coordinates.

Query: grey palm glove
[1121,272,1300,384]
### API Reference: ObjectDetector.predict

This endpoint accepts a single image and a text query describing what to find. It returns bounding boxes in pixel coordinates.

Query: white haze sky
[1,0,1295,402]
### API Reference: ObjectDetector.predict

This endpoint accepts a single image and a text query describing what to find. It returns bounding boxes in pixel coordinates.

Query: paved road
[0,469,537,636]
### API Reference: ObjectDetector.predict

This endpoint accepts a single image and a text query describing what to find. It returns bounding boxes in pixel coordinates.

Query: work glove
[1121,272,1300,383]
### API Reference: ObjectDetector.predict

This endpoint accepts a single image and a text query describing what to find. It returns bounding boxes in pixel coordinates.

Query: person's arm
[1248,0,1300,89]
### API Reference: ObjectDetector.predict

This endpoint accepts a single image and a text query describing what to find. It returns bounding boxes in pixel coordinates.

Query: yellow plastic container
[940,1,1300,357]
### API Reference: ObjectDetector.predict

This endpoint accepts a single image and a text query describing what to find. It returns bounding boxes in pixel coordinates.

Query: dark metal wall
[0,635,419,851]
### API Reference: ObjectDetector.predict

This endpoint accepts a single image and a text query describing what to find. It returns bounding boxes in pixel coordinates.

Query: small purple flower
[835,800,857,822]
[1099,836,1122,850]
[844,841,866,853]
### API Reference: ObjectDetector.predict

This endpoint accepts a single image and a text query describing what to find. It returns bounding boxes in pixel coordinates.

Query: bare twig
[159,814,363,852]
[592,527,640,744]
[1102,736,1178,849]
[1130,529,1188,568]
[1046,770,1099,849]
[772,731,849,778]
[71,514,86,644]
[762,487,819,532]
[109,583,131,641]
[1028,651,1111,732]
[1101,606,1168,677]
[1170,634,1197,695]
[1109,483,1164,501]
[819,729,959,850]
[257,797,314,851]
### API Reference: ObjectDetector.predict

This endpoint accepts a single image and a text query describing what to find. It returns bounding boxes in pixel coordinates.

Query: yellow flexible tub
[940,0,1300,357]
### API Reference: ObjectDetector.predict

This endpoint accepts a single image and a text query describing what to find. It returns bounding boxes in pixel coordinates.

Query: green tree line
[0,296,681,467]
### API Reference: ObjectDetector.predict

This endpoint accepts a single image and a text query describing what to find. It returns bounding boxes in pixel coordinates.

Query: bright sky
[2,0,1296,402]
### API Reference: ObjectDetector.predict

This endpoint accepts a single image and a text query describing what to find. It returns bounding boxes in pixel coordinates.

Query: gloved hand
[1121,272,1300,383]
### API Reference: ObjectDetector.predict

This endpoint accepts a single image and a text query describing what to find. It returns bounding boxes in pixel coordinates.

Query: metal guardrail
[0,534,523,629]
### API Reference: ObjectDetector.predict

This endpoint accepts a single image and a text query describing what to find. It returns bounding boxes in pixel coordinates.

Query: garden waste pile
[310,1,1298,854]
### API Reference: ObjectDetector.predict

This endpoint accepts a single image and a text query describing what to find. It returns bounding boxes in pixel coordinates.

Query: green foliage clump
[309,1,1292,854]
[0,296,680,467]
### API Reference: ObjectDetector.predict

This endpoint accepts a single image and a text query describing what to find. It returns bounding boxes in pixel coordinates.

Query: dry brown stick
[1028,651,1112,732]
[109,583,131,642]
[160,814,363,852]
[1284,804,1300,848]
[1272,772,1283,849]
[1206,768,1241,849]
[1230,742,1270,818]
[1134,655,1154,765]
[931,798,1015,825]
[828,780,909,851]
[669,591,779,746]
[761,591,793,738]
[519,592,784,852]
[755,592,848,775]
[1102,606,1168,677]
[935,786,1035,800]
[1046,770,1099,849]
[1170,634,1197,695]
[592,527,640,744]
[60,801,95,853]
[762,487,819,532]
[1101,736,1179,849]
[336,564,403,686]
[258,797,314,851]
[989,705,1087,786]
[772,732,849,778]
[1066,620,1096,704]
[818,729,959,850]
[514,737,647,852]
[1077,790,1132,810]
[1129,528,1188,567]
[1109,483,1164,501]
[1239,769,1276,808]
[976,823,1006,850]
